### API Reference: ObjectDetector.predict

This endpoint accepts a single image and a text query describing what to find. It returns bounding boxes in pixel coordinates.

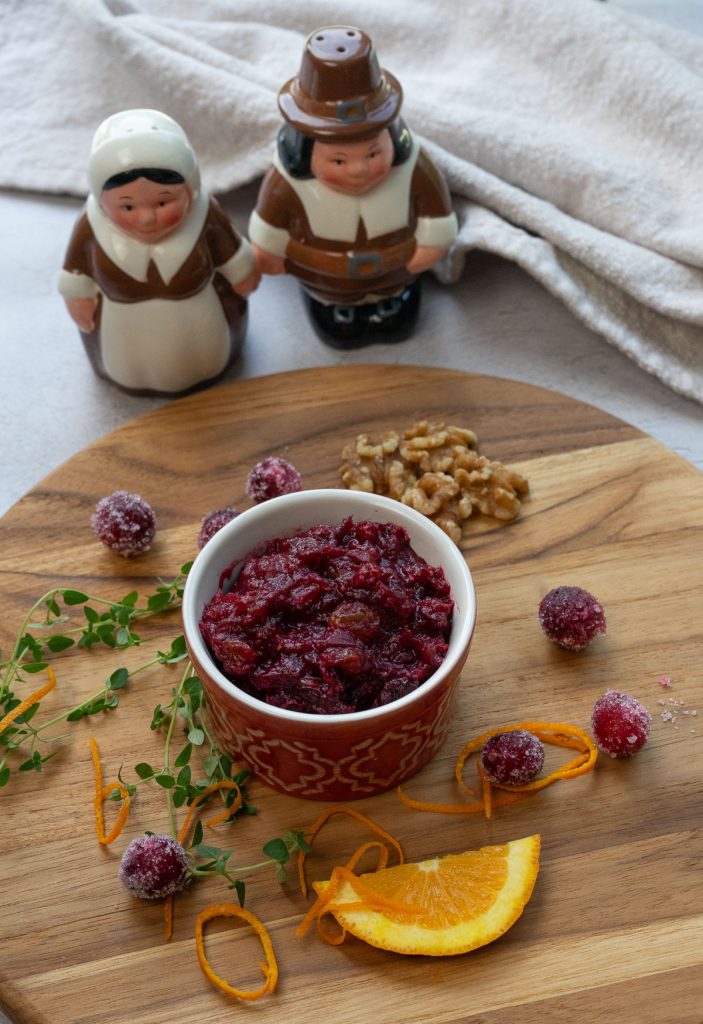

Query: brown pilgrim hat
[278,26,403,141]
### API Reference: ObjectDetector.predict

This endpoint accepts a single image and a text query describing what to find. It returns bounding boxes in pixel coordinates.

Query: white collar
[274,139,419,242]
[86,189,209,284]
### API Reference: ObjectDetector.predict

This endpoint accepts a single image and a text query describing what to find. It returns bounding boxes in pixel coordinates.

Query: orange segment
[312,834,540,956]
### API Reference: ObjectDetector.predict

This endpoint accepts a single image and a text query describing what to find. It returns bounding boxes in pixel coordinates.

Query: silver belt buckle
[348,252,382,279]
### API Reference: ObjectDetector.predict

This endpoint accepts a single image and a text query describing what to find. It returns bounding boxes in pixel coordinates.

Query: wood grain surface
[1,365,701,1024]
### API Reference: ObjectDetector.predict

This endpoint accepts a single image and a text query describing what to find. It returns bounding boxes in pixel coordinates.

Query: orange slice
[311,834,540,956]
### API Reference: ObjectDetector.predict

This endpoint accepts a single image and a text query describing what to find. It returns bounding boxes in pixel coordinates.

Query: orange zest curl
[296,856,425,944]
[296,840,394,944]
[478,761,494,819]
[89,737,131,845]
[195,903,278,1000]
[0,667,57,737]
[177,780,243,845]
[163,894,174,942]
[297,804,404,898]
[396,785,524,816]
[344,839,392,875]
[398,720,598,819]
[456,721,597,792]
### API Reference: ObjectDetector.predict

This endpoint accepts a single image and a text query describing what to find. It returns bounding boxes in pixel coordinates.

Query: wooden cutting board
[1,365,701,1024]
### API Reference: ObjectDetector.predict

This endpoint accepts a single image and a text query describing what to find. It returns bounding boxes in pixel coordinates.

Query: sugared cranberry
[119,834,189,899]
[245,457,302,503]
[591,690,651,758]
[91,490,156,557]
[481,730,545,786]
[197,508,239,550]
[539,585,606,651]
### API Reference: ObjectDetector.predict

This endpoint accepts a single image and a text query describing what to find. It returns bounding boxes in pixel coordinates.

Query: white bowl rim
[182,488,476,725]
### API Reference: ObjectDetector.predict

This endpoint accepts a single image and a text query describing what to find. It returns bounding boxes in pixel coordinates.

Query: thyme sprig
[2,562,309,905]
[0,565,190,787]
[119,658,309,904]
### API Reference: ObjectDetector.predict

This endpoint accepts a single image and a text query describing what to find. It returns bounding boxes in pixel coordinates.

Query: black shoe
[303,280,421,349]
[363,281,421,342]
[303,293,368,349]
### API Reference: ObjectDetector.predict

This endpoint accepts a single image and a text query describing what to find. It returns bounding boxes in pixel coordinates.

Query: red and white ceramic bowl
[182,488,476,801]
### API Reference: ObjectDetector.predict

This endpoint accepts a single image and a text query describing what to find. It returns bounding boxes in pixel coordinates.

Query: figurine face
[100,177,192,242]
[310,130,394,195]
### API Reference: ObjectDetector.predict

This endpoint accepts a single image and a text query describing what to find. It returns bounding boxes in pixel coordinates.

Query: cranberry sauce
[199,518,454,715]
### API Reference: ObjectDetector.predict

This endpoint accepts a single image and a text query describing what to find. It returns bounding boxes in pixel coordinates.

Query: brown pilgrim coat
[252,148,454,303]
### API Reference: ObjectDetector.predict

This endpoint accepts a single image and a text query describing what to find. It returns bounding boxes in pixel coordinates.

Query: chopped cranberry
[119,834,189,899]
[197,508,239,550]
[480,730,545,786]
[91,490,156,557]
[539,585,606,651]
[591,690,651,758]
[245,456,302,503]
[199,518,453,714]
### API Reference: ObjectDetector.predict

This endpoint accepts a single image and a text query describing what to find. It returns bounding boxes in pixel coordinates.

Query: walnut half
[340,420,528,543]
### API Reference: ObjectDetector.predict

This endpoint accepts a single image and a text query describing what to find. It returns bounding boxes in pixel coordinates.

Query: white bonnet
[88,109,200,198]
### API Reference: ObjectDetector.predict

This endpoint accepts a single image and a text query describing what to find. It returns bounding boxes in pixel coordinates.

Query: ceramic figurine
[59,109,259,396]
[249,26,457,348]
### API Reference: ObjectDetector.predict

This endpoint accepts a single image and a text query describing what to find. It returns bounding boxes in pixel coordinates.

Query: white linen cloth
[3,0,703,402]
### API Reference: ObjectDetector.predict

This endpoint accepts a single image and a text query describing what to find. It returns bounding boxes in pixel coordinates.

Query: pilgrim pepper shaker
[249,26,457,348]
[59,109,259,396]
